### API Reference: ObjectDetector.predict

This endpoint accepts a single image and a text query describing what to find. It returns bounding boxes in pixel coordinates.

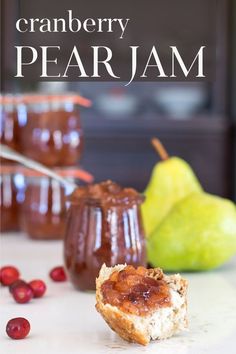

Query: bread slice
[96,264,188,345]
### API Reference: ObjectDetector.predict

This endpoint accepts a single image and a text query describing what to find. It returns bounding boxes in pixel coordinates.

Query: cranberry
[6,317,30,339]
[49,266,67,282]
[9,279,27,294]
[0,266,20,286]
[29,279,47,298]
[12,284,33,304]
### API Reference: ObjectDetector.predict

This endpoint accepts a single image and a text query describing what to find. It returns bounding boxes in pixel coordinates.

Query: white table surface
[0,233,236,354]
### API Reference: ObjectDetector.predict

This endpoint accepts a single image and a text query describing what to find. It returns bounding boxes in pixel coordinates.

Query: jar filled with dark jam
[20,94,84,167]
[0,95,24,163]
[64,180,146,291]
[21,171,72,240]
[0,166,24,232]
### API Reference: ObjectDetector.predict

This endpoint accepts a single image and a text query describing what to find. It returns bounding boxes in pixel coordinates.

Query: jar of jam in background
[0,166,24,232]
[20,94,84,167]
[0,95,25,163]
[20,171,72,240]
[64,180,146,291]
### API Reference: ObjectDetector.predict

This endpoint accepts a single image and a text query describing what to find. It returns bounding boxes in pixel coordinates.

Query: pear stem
[151,138,169,161]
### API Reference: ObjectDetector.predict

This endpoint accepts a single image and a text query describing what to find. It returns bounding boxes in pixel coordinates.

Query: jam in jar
[20,94,84,166]
[0,166,24,232]
[21,171,72,240]
[0,95,24,163]
[64,180,146,291]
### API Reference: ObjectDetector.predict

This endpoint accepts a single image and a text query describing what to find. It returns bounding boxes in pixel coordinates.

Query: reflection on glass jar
[0,168,23,232]
[64,181,146,291]
[20,95,84,166]
[21,174,69,240]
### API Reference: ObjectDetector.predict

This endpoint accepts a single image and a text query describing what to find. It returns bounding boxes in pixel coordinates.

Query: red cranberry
[29,279,47,298]
[49,266,67,282]
[9,279,27,294]
[12,284,33,304]
[6,317,30,339]
[0,266,20,286]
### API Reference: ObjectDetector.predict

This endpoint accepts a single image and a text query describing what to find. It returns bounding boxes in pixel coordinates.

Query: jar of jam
[0,95,24,163]
[20,171,73,240]
[64,180,146,291]
[20,94,85,167]
[0,166,24,232]
[20,167,93,240]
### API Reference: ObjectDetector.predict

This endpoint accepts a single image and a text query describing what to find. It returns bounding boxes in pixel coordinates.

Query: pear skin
[147,193,236,271]
[142,157,202,236]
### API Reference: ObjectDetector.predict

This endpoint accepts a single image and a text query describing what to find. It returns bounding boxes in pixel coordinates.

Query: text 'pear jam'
[101,265,171,316]
[64,181,146,291]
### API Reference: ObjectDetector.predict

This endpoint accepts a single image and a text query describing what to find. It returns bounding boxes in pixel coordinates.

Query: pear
[142,138,202,236]
[147,193,236,271]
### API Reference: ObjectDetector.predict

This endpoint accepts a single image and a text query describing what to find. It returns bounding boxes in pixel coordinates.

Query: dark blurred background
[1,0,236,201]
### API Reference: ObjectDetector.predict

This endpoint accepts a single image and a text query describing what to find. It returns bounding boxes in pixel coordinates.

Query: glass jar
[21,172,73,240]
[64,181,146,291]
[0,166,24,232]
[0,95,24,163]
[20,94,84,167]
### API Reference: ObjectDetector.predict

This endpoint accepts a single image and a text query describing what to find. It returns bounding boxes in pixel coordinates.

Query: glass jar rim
[68,180,145,206]
[68,193,145,206]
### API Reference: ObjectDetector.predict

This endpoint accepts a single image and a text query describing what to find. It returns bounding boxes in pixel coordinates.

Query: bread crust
[96,301,149,345]
[96,264,188,346]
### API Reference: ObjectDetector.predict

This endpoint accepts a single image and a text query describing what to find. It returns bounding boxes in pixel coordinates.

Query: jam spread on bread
[101,265,171,316]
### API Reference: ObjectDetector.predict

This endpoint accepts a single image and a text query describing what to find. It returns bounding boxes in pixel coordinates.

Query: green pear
[147,193,236,271]
[142,138,202,236]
